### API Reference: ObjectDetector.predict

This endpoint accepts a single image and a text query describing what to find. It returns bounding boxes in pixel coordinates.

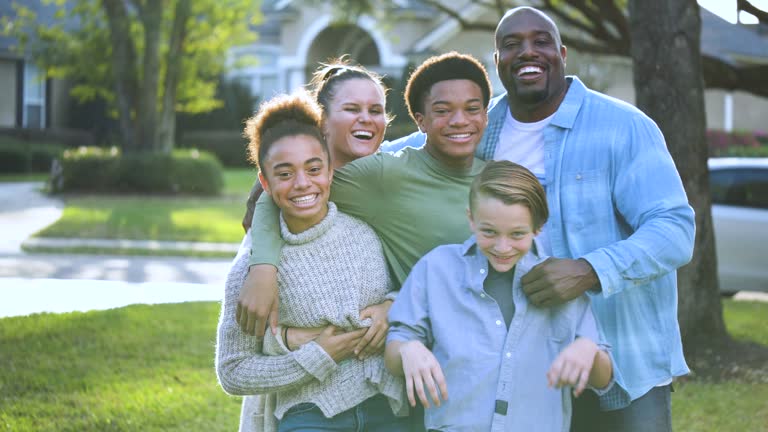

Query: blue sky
[699,0,768,23]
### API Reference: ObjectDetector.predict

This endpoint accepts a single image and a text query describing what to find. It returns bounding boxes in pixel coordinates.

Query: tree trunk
[102,0,138,152]
[158,0,191,153]
[628,0,727,348]
[137,0,163,152]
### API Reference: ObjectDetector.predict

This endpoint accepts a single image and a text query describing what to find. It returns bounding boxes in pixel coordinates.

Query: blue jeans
[571,384,673,432]
[277,394,409,432]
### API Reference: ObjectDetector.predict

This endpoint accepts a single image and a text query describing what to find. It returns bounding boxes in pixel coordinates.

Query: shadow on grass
[684,337,768,383]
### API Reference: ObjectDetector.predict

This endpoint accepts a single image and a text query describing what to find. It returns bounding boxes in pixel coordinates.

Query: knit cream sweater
[216,203,406,426]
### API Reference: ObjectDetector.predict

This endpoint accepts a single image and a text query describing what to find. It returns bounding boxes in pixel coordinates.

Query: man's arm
[524,114,695,304]
[236,193,282,336]
[582,113,695,297]
[328,152,388,223]
[241,178,263,233]
[378,130,425,154]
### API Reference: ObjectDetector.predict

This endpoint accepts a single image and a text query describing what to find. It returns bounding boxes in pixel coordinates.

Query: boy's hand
[355,300,393,360]
[399,341,448,409]
[522,258,598,307]
[546,337,599,397]
[315,326,368,363]
[236,265,279,337]
[285,327,324,351]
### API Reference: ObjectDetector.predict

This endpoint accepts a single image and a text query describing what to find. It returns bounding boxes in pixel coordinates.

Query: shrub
[57,147,224,195]
[0,139,63,173]
[178,130,250,168]
[707,130,767,157]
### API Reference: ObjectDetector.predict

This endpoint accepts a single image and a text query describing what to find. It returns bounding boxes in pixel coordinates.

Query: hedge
[55,147,224,195]
[178,130,250,168]
[0,139,63,174]
[707,130,768,157]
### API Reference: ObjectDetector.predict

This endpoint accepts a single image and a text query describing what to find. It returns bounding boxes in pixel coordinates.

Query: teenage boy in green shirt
[238,52,492,349]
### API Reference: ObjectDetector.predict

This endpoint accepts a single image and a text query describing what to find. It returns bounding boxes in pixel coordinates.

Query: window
[710,168,768,209]
[229,45,281,105]
[23,63,46,129]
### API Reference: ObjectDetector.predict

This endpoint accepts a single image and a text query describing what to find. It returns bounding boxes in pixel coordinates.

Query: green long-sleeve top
[249,147,486,287]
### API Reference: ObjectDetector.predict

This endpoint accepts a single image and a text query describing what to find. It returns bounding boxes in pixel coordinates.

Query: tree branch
[418,0,498,32]
[702,56,768,98]
[542,0,607,47]
[738,0,768,24]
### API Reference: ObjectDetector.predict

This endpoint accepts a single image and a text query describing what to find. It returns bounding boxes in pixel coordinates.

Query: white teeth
[448,133,471,139]
[352,131,374,139]
[291,194,316,204]
[517,66,543,76]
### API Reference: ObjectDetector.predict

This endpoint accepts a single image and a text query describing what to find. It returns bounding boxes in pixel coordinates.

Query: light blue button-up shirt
[382,77,695,405]
[388,236,621,432]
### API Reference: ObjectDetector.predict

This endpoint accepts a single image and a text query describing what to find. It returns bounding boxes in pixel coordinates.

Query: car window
[710,168,768,209]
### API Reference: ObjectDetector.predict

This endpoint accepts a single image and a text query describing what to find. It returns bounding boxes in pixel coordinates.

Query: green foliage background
[2,0,262,116]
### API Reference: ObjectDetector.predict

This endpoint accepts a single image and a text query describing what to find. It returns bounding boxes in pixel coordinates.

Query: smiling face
[468,195,537,273]
[494,8,568,120]
[322,78,387,168]
[415,79,487,170]
[258,134,333,234]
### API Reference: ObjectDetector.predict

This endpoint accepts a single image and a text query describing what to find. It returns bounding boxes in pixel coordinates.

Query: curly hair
[404,52,492,124]
[244,91,327,172]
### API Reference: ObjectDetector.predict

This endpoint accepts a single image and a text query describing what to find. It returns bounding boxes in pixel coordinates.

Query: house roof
[701,7,768,66]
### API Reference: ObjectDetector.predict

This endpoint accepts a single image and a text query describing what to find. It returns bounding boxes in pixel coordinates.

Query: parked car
[708,158,768,295]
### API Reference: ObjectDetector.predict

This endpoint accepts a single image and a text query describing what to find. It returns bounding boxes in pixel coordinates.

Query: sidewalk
[22,237,240,254]
[0,278,224,318]
[0,182,63,254]
[0,181,238,318]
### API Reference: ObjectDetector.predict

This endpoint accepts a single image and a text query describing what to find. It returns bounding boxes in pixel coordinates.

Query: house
[0,1,81,140]
[229,0,768,133]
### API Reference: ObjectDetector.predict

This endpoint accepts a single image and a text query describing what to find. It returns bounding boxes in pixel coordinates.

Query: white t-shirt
[495,110,555,256]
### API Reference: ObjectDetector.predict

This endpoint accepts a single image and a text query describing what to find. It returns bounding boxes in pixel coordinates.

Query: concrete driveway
[0,182,63,254]
[0,182,235,318]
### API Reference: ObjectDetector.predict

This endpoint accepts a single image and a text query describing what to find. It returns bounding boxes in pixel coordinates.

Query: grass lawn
[0,173,50,182]
[1,299,766,431]
[31,168,258,246]
[0,302,240,431]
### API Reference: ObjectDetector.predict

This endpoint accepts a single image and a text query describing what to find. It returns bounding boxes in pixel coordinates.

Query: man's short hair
[469,160,549,231]
[404,52,492,124]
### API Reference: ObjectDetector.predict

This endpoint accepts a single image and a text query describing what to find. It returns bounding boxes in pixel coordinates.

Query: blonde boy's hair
[469,160,549,231]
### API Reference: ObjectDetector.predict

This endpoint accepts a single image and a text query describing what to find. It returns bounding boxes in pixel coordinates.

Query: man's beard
[512,80,549,105]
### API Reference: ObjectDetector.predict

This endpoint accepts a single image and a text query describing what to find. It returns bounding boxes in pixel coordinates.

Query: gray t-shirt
[484,266,516,328]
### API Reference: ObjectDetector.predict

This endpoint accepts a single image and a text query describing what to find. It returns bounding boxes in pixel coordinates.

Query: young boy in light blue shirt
[385,160,621,432]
